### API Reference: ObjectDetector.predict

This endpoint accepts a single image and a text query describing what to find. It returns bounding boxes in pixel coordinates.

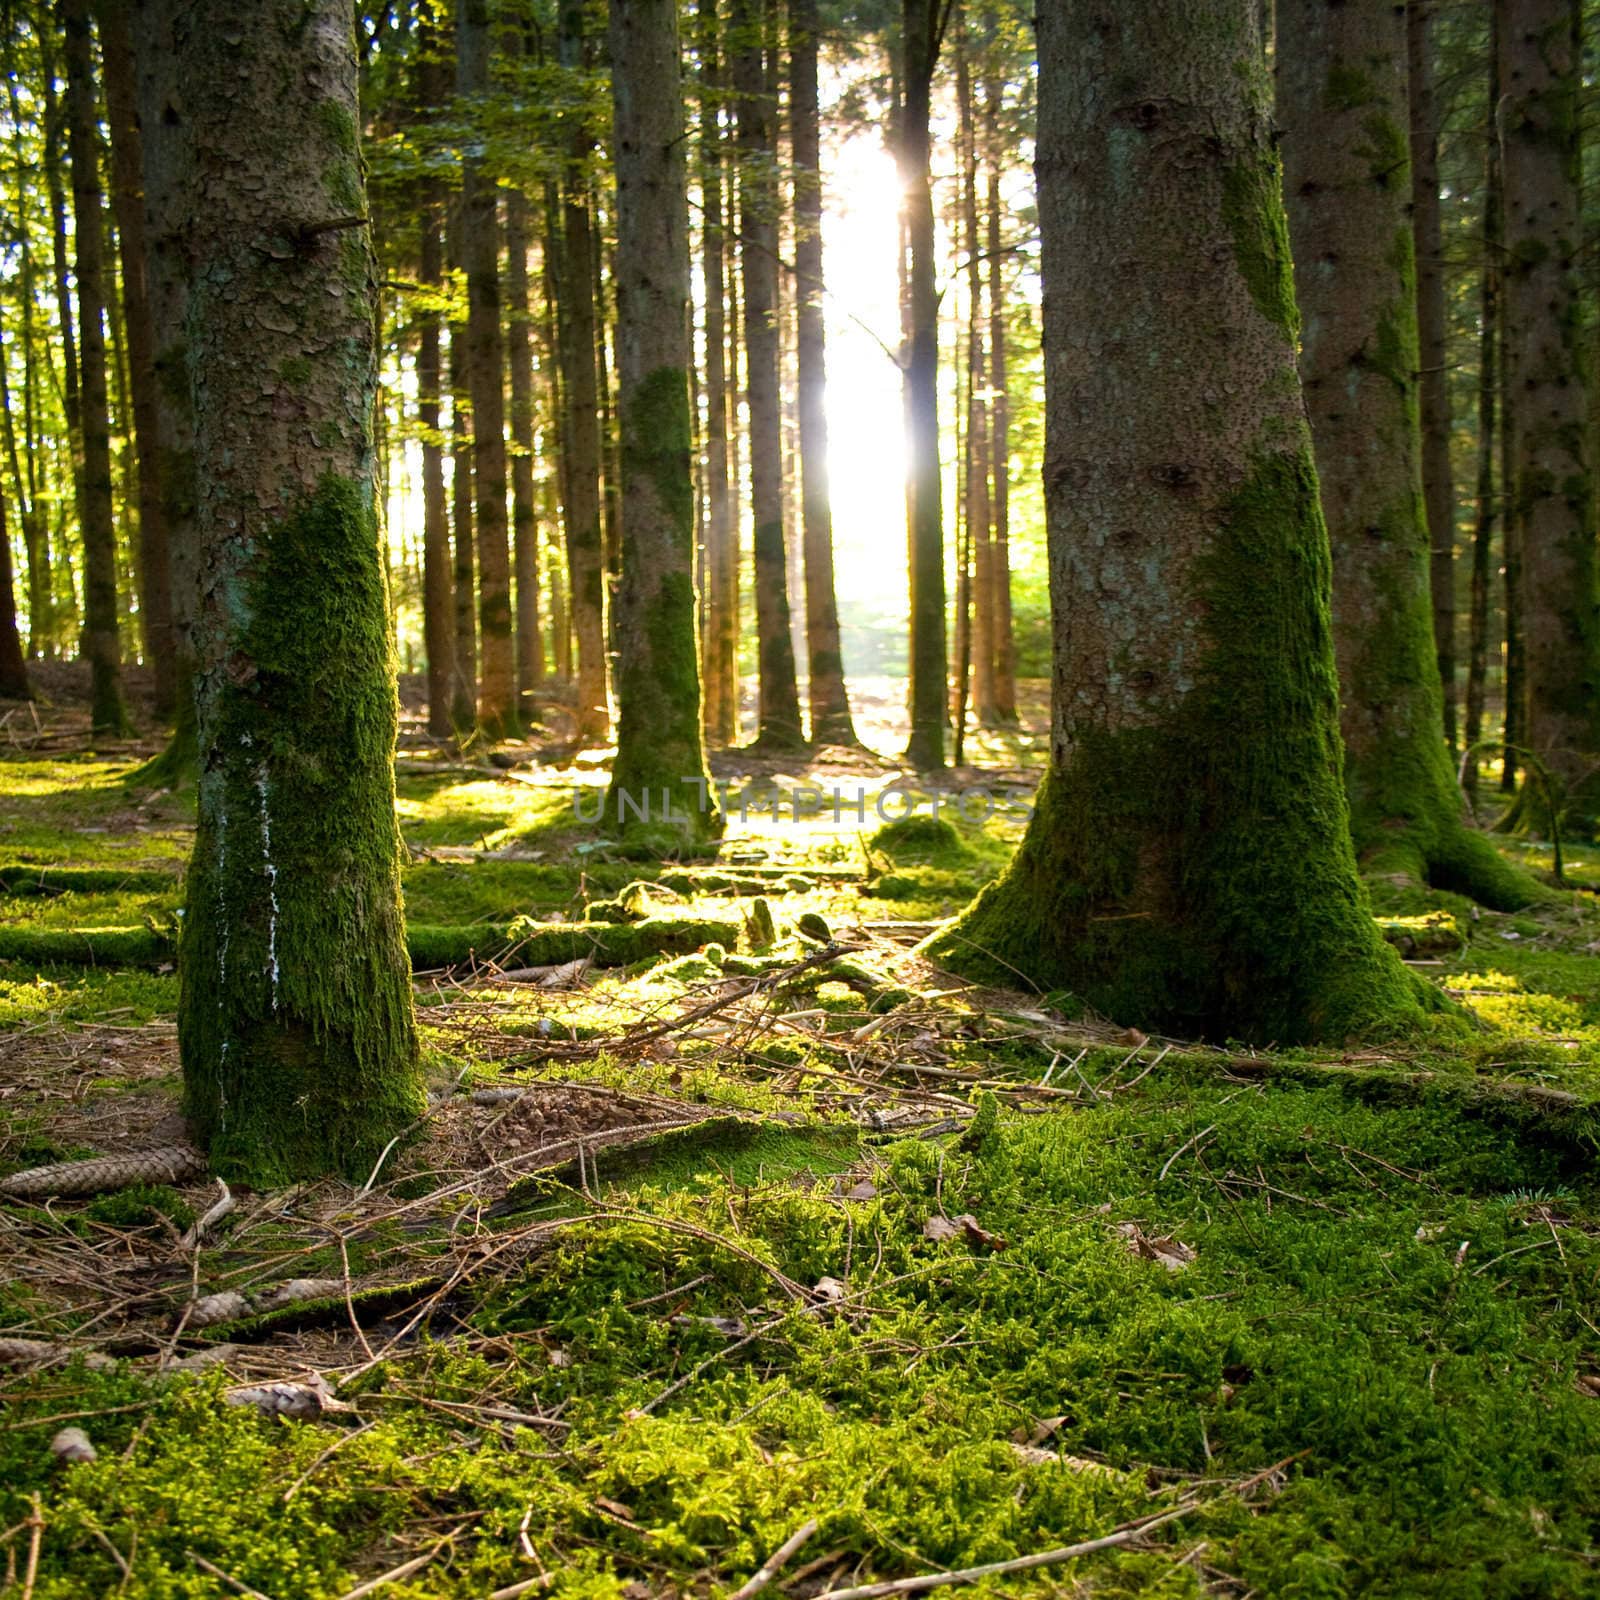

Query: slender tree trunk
[958,20,995,725]
[1466,20,1502,800]
[603,0,720,843]
[447,204,478,735]
[791,0,856,745]
[459,0,514,738]
[99,0,172,716]
[538,201,573,684]
[982,58,1016,723]
[63,0,130,735]
[1501,283,1523,795]
[558,0,609,744]
[698,0,737,747]
[418,197,454,738]
[595,235,622,588]
[900,0,945,768]
[506,188,543,704]
[0,480,29,699]
[1498,0,1600,821]
[176,0,420,1183]
[1279,0,1532,907]
[129,0,198,782]
[731,0,803,749]
[1408,0,1456,754]
[40,51,81,481]
[927,0,1434,1043]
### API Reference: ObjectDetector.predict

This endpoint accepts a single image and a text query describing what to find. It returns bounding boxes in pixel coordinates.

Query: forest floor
[1,672,1599,1598]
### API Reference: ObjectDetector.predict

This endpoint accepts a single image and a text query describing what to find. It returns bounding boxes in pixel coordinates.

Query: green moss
[869,813,971,863]
[1221,155,1299,337]
[179,475,422,1187]
[924,452,1444,1045]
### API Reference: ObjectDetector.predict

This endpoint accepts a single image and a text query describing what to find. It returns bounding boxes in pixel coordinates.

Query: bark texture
[176,0,421,1183]
[734,0,804,750]
[1278,0,1533,907]
[1408,0,1455,753]
[460,0,514,738]
[1497,0,1600,822]
[924,0,1438,1043]
[603,0,720,845]
[63,0,130,736]
[506,188,543,702]
[791,0,855,746]
[900,0,945,768]
[418,197,453,737]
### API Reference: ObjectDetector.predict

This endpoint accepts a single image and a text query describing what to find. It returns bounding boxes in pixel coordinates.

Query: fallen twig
[729,1517,820,1600]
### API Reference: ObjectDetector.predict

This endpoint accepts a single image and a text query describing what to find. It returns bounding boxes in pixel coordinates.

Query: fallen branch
[728,1517,820,1600]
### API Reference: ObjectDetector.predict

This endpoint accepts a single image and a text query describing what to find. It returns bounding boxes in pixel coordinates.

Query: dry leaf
[1119,1027,1148,1047]
[923,1215,961,1242]
[594,1496,638,1524]
[844,1179,878,1202]
[1575,1374,1600,1400]
[1117,1222,1195,1271]
[955,1213,1007,1251]
[813,1276,848,1302]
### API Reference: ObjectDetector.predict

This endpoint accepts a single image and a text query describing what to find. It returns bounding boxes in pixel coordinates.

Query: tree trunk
[958,19,995,726]
[447,206,478,737]
[1500,271,1523,796]
[1465,17,1502,800]
[0,479,29,699]
[698,0,737,748]
[602,0,721,844]
[129,0,198,783]
[99,0,173,718]
[1498,0,1600,821]
[63,0,130,736]
[925,0,1437,1042]
[557,0,609,744]
[982,56,1016,723]
[506,188,543,704]
[1408,0,1456,754]
[790,0,856,746]
[418,196,454,738]
[1278,0,1532,907]
[176,0,420,1184]
[40,48,81,483]
[733,0,804,750]
[458,0,514,739]
[900,0,945,769]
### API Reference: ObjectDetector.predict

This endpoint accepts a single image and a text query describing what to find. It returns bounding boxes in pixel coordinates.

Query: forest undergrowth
[2,698,1599,1599]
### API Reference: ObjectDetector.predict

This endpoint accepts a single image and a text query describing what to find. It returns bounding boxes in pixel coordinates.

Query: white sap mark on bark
[256,763,280,1008]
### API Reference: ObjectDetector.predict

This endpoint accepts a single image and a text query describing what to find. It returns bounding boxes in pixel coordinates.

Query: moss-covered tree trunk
[1407,0,1455,755]
[556,0,609,746]
[900,0,944,770]
[1277,0,1534,908]
[459,0,515,740]
[100,0,173,720]
[791,0,857,748]
[603,0,721,847]
[733,0,804,752]
[63,0,129,737]
[697,0,738,748]
[506,188,543,704]
[176,0,421,1184]
[1497,0,1600,824]
[923,0,1439,1044]
[0,482,30,700]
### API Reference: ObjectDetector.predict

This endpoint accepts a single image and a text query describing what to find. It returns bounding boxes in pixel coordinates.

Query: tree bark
[925,0,1438,1043]
[418,196,454,738]
[557,0,609,744]
[176,0,420,1183]
[603,0,721,845]
[63,0,130,736]
[733,0,804,750]
[459,0,514,739]
[0,479,29,699]
[697,0,738,748]
[99,0,172,717]
[900,0,945,769]
[957,18,995,726]
[1278,0,1532,907]
[1497,0,1600,821]
[1465,16,1502,800]
[790,0,856,746]
[1408,0,1456,755]
[982,51,1016,723]
[447,205,477,737]
[506,188,543,703]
